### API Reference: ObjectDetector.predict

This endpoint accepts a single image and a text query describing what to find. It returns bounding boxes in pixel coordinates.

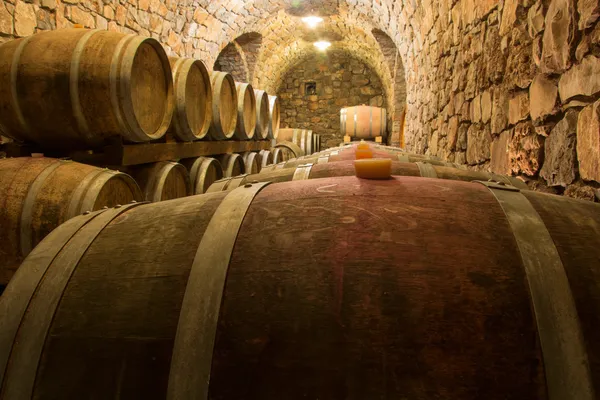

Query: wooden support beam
[66,140,273,167]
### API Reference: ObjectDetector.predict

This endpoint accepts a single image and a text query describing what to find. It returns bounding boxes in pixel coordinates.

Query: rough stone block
[490,129,513,174]
[509,121,544,176]
[14,1,36,36]
[578,0,600,30]
[0,3,13,35]
[540,110,578,186]
[509,91,530,125]
[577,100,600,182]
[541,0,576,73]
[559,56,600,102]
[491,89,509,134]
[530,74,559,121]
[466,125,492,165]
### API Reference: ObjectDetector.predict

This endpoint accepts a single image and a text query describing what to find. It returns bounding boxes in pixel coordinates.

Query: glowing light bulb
[314,41,332,51]
[302,16,324,29]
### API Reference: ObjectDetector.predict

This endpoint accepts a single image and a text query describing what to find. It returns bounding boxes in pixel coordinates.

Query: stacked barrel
[2,29,600,400]
[0,28,284,290]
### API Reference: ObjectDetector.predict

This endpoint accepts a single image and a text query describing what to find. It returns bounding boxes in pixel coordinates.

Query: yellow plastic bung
[354,159,392,180]
[355,148,373,159]
[357,140,370,150]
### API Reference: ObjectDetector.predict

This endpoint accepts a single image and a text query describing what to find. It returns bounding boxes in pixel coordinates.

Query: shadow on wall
[277,51,389,149]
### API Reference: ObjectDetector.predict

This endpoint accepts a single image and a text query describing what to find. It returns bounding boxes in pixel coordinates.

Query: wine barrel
[257,149,274,170]
[209,72,237,140]
[271,147,286,164]
[234,83,256,140]
[277,129,314,155]
[180,157,223,195]
[267,95,280,139]
[128,161,190,202]
[0,157,142,288]
[0,29,173,149]
[217,153,245,177]
[254,90,270,140]
[1,177,599,399]
[169,58,212,141]
[341,106,387,139]
[241,152,259,175]
[274,141,305,158]
[207,159,528,192]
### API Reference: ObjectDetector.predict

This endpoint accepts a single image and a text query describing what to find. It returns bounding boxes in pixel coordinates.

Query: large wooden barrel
[234,83,256,140]
[180,157,223,195]
[341,105,387,139]
[271,147,286,164]
[257,149,274,170]
[267,95,280,140]
[254,90,270,140]
[217,153,245,177]
[275,141,305,158]
[169,58,212,141]
[277,129,314,155]
[0,157,142,288]
[241,152,259,175]
[207,159,527,192]
[128,161,190,202]
[1,177,599,399]
[209,72,237,140]
[0,29,174,149]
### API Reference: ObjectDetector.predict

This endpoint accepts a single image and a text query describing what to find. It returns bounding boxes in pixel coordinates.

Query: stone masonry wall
[279,50,386,149]
[213,41,248,82]
[407,0,600,201]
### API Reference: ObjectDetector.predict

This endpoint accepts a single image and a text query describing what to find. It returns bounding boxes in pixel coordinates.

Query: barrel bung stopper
[354,159,392,180]
[355,148,373,159]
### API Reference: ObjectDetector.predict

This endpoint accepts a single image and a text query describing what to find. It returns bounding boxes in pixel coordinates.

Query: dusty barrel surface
[1,176,599,399]
[217,153,245,177]
[254,90,270,140]
[234,83,256,140]
[169,57,212,141]
[267,95,280,140]
[209,72,237,140]
[341,106,387,139]
[0,29,174,149]
[0,157,142,287]
[278,129,314,155]
[180,157,223,195]
[207,159,527,192]
[128,161,190,202]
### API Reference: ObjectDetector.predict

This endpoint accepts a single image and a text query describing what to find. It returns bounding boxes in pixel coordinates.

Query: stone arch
[372,28,407,146]
[213,41,249,82]
[277,48,390,148]
[235,32,263,83]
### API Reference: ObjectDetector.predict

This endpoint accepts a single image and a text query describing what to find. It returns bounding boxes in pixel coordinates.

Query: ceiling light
[314,41,331,51]
[302,16,324,29]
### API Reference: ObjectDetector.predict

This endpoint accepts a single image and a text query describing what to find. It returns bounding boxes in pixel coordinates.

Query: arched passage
[277,49,389,148]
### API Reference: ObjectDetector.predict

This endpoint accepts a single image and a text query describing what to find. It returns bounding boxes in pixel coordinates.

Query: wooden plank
[120,140,271,166]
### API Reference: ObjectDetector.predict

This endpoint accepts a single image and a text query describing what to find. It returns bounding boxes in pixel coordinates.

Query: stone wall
[278,50,387,149]
[406,0,600,200]
[214,41,248,82]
